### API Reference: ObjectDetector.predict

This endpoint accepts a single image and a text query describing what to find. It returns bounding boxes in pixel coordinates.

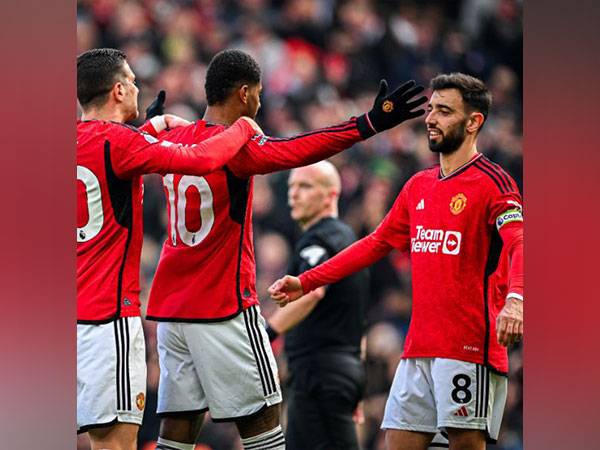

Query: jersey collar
[438,153,482,181]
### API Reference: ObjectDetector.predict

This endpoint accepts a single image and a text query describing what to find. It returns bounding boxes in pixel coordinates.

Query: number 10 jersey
[146,119,363,322]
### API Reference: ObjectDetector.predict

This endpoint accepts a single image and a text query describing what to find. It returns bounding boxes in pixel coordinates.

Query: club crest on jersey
[449,193,467,215]
[136,392,145,411]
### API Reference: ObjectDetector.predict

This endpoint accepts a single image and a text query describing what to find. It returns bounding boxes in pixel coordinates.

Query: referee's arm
[266,287,326,341]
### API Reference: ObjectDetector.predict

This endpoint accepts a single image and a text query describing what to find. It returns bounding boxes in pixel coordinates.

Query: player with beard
[144,49,426,450]
[77,48,261,450]
[269,73,524,450]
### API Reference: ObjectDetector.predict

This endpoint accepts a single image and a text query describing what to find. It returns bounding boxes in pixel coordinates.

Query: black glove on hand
[357,80,427,139]
[145,90,166,120]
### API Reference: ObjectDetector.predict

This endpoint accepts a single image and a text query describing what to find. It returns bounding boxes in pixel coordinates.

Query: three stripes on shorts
[475,365,489,418]
[113,317,131,411]
[243,306,278,397]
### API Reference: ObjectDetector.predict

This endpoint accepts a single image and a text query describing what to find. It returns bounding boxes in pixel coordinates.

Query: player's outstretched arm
[227,79,427,178]
[113,117,259,178]
[496,222,524,347]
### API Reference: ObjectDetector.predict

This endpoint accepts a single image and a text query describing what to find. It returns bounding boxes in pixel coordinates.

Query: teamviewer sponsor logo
[442,231,461,255]
[411,225,462,255]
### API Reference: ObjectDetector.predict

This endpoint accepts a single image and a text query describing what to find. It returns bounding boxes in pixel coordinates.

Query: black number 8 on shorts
[451,373,472,404]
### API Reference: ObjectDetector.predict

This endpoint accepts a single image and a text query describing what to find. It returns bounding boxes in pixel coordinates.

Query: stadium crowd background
[76,0,522,449]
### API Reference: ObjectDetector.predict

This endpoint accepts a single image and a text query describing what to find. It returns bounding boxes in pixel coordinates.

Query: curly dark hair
[205,49,261,106]
[431,73,492,127]
[77,48,128,108]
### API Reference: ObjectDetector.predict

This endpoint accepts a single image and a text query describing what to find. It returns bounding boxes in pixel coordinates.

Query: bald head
[292,161,341,192]
[288,161,342,230]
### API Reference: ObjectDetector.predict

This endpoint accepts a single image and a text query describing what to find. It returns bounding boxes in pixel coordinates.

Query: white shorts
[156,305,282,421]
[382,358,507,442]
[77,317,147,433]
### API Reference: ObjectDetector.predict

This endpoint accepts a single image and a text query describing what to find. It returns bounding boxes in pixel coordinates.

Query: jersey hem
[146,306,244,323]
[401,354,508,376]
[77,311,141,325]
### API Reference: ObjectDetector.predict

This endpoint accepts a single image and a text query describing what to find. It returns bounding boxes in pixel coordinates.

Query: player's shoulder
[162,119,224,142]
[471,154,520,195]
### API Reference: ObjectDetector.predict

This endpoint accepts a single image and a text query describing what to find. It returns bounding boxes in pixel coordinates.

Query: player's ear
[239,84,249,105]
[113,81,125,102]
[466,112,484,134]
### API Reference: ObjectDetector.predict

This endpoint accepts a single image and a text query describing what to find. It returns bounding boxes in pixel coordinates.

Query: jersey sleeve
[226,118,362,178]
[298,183,412,293]
[487,172,524,301]
[111,118,254,179]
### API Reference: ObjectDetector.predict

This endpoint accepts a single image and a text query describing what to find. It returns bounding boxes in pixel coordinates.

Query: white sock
[155,437,195,450]
[241,424,285,449]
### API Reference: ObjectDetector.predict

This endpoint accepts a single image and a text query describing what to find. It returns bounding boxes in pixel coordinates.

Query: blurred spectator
[77,1,522,449]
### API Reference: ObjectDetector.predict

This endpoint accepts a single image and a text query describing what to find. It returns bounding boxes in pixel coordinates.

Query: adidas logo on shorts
[454,406,469,417]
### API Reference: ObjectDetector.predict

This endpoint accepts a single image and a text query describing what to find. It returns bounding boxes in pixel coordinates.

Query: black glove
[357,79,427,139]
[145,90,166,120]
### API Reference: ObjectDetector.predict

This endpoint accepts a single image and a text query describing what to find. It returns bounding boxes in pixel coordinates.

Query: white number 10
[164,174,215,247]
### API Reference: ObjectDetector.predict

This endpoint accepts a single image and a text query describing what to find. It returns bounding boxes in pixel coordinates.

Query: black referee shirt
[284,217,369,362]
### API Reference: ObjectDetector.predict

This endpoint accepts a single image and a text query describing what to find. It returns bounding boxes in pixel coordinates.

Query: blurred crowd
[77,0,523,449]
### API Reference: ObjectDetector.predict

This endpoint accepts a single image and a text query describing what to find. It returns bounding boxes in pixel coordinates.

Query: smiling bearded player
[269,72,523,450]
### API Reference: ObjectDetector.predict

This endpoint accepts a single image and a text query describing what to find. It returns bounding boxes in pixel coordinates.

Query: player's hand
[268,275,303,307]
[238,116,264,135]
[357,79,427,138]
[164,114,192,129]
[145,90,166,120]
[496,297,523,347]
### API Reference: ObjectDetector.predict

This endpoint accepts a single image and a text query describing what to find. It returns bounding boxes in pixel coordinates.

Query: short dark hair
[431,73,492,126]
[77,48,128,108]
[205,49,261,105]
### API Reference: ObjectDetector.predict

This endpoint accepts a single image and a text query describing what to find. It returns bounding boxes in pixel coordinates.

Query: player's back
[77,120,145,323]
[147,121,258,322]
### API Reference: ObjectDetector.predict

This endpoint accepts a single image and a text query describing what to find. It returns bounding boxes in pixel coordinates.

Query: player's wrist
[149,115,167,133]
[356,113,377,139]
[506,293,523,302]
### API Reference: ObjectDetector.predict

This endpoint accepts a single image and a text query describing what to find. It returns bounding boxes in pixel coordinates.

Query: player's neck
[203,106,240,126]
[439,142,478,177]
[81,105,127,123]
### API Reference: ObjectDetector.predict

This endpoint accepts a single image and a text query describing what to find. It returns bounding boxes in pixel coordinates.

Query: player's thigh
[431,358,508,444]
[183,305,282,420]
[156,321,207,415]
[381,358,438,434]
[158,411,206,444]
[385,429,435,450]
[446,428,486,450]
[77,317,146,432]
[87,422,139,450]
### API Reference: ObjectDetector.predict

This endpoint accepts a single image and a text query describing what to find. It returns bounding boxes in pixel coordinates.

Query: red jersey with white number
[299,153,523,374]
[146,118,362,321]
[77,119,254,323]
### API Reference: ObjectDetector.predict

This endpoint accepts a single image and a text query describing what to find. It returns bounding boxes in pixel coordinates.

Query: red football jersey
[77,119,254,323]
[146,118,362,321]
[299,153,523,373]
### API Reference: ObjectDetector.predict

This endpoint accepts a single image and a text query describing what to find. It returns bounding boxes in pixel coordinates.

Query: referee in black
[266,161,369,450]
